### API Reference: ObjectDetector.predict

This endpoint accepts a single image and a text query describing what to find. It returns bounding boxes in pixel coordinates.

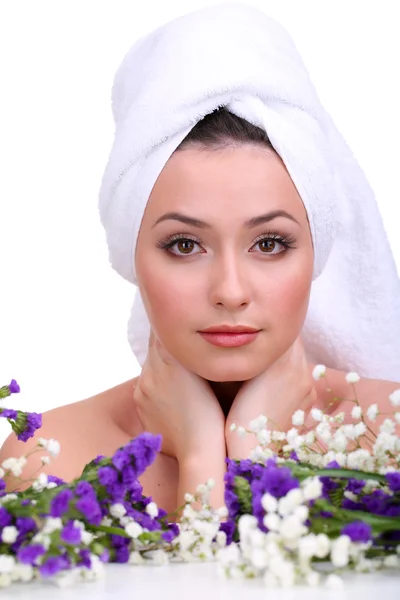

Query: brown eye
[259,239,277,253]
[177,239,195,254]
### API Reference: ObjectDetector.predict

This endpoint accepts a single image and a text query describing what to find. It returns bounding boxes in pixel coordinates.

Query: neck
[207,380,244,417]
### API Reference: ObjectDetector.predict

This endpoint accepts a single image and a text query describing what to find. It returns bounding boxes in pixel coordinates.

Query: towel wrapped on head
[98,2,400,381]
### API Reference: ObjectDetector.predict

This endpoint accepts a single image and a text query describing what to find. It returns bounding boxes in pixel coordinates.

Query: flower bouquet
[0,369,400,589]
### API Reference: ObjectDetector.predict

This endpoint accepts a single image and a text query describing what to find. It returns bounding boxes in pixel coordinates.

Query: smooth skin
[1,145,399,514]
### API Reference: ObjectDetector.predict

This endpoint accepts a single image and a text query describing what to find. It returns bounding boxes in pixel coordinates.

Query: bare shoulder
[0,378,140,489]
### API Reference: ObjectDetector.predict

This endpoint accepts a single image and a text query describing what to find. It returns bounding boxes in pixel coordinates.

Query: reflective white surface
[1,562,400,600]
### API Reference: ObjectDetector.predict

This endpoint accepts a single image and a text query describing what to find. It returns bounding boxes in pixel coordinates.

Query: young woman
[1,5,399,515]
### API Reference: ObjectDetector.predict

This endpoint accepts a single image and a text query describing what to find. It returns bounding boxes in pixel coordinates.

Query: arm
[177,439,227,516]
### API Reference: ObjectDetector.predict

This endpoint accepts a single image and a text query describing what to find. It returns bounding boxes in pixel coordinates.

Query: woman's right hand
[133,331,225,463]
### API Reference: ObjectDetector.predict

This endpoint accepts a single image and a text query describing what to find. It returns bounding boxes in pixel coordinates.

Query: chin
[190,355,266,382]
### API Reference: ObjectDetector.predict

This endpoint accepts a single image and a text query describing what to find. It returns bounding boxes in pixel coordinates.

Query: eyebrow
[152,209,300,229]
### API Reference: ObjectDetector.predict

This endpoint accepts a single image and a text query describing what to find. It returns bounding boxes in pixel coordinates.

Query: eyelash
[156,229,297,257]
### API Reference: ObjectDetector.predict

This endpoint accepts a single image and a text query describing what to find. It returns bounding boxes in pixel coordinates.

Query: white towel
[98,2,400,382]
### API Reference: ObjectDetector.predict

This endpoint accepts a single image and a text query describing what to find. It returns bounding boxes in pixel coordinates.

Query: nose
[208,251,251,310]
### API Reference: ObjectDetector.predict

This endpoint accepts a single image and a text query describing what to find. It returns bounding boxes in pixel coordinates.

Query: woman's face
[135,145,314,382]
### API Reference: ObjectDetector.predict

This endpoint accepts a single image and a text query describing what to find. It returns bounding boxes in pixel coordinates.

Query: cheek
[139,262,200,336]
[267,260,312,328]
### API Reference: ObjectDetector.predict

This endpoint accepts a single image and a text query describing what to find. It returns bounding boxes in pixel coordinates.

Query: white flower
[331,535,350,567]
[345,371,360,384]
[351,406,362,420]
[389,389,400,407]
[248,415,268,433]
[292,410,305,426]
[315,533,331,558]
[40,456,51,465]
[261,493,278,513]
[38,438,60,456]
[32,472,48,491]
[380,418,396,435]
[286,428,299,444]
[1,526,18,544]
[1,457,26,477]
[184,493,194,503]
[145,502,158,518]
[278,488,303,516]
[125,521,143,539]
[395,412,400,425]
[279,515,307,541]
[0,468,4,479]
[0,555,15,574]
[311,408,323,422]
[354,422,367,438]
[47,439,61,456]
[366,403,379,421]
[109,503,126,519]
[11,563,34,583]
[229,423,237,432]
[216,506,228,519]
[129,551,145,565]
[325,573,344,590]
[256,429,271,445]
[312,364,326,380]
[237,426,247,438]
[42,517,62,534]
[216,531,227,548]
[263,513,280,532]
[315,422,332,443]
[271,431,286,442]
[302,477,323,501]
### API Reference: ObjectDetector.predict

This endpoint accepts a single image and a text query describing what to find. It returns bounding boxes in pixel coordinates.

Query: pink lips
[198,331,260,347]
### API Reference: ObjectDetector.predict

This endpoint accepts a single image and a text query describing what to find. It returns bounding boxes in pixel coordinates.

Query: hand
[225,337,318,459]
[133,331,225,463]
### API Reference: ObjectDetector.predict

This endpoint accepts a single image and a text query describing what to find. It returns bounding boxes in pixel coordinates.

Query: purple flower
[17,544,46,565]
[47,474,65,486]
[251,460,299,499]
[0,479,6,496]
[61,521,82,545]
[39,554,70,578]
[1,409,18,420]
[50,489,74,517]
[93,454,106,465]
[106,481,126,503]
[129,480,144,503]
[112,448,130,471]
[115,545,130,563]
[121,465,138,489]
[75,495,102,525]
[75,481,95,497]
[123,433,162,475]
[386,473,400,493]
[17,411,42,442]
[219,520,235,545]
[99,548,110,563]
[341,521,372,543]
[78,548,92,568]
[15,517,37,535]
[0,507,12,527]
[98,466,119,486]
[346,478,365,495]
[9,379,20,394]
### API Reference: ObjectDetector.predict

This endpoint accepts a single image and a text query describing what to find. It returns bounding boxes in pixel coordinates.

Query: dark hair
[175,106,275,152]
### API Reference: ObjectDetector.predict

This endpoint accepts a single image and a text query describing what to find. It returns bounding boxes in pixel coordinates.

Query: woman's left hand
[225,337,319,459]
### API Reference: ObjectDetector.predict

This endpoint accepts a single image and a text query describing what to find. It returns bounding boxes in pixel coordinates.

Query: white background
[0,0,399,446]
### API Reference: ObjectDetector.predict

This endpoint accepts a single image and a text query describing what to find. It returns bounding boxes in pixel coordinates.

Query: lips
[198,330,260,348]
[199,325,260,334]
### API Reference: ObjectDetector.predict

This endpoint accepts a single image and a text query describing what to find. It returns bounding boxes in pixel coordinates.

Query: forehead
[146,145,307,221]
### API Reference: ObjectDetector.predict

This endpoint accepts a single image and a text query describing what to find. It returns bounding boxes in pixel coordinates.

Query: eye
[252,235,290,254]
[156,231,297,257]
